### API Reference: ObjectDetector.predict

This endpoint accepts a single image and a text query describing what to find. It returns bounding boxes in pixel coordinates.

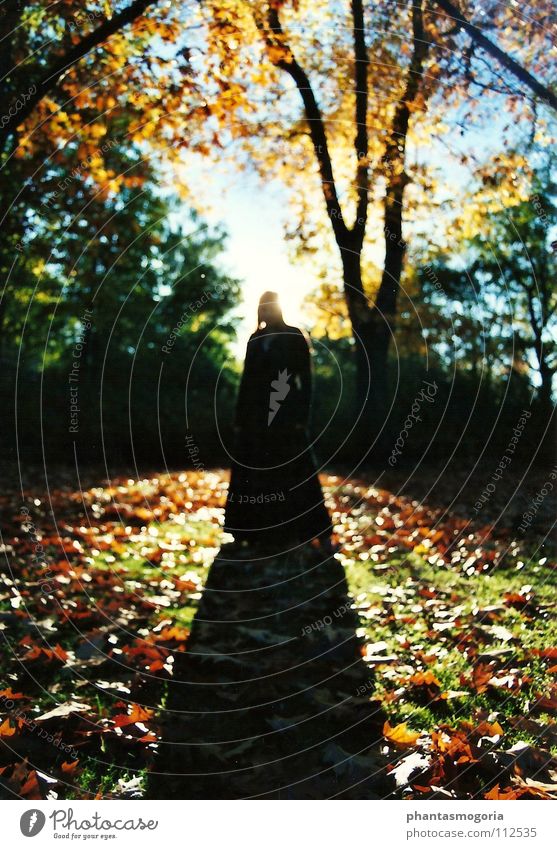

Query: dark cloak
[224,323,332,545]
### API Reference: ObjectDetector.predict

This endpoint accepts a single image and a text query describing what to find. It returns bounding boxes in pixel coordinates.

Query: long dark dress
[224,323,332,546]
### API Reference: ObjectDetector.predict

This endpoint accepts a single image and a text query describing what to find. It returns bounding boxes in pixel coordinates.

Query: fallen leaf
[384,720,421,748]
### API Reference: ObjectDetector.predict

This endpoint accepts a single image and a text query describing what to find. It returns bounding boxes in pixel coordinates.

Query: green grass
[344,549,557,749]
[2,474,555,797]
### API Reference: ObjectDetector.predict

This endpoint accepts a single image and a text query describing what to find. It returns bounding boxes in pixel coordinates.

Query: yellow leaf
[383,720,420,748]
[0,719,16,737]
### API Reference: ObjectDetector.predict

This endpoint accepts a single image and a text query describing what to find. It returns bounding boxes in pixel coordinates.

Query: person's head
[257,291,284,329]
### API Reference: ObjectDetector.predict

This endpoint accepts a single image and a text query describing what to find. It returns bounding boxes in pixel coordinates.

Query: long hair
[256,290,284,330]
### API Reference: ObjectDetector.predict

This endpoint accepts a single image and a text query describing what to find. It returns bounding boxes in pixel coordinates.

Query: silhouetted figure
[157,294,387,801]
[224,291,332,549]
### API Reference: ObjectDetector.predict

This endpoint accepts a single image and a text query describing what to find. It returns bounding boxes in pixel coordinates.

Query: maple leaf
[0,719,17,737]
[113,704,154,727]
[383,720,421,748]
[0,688,26,700]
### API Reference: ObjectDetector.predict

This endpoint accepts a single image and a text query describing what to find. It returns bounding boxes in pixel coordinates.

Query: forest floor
[0,466,556,799]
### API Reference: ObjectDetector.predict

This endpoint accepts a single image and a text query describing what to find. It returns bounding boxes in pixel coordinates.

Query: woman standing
[224,291,332,550]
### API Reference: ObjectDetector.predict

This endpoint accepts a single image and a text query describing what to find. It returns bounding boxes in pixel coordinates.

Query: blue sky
[198,174,317,352]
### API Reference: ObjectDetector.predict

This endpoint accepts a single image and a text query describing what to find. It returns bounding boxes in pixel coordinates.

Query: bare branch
[265,5,349,246]
[434,0,557,112]
[0,0,159,150]
[351,0,369,242]
[375,0,430,319]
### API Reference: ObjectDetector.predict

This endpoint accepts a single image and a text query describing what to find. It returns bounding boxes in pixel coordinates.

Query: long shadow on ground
[149,542,390,799]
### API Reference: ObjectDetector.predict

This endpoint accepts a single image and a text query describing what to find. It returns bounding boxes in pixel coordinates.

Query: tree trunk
[266,0,425,460]
[341,247,392,457]
[530,312,555,412]
[338,0,428,459]
[538,356,554,412]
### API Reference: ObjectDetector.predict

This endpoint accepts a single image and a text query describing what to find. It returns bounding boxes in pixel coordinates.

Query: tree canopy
[1,0,555,464]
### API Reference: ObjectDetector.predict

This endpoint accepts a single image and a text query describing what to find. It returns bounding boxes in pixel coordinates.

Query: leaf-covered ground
[0,469,556,799]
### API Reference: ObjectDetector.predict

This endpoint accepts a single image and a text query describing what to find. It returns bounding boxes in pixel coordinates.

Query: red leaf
[113,703,154,727]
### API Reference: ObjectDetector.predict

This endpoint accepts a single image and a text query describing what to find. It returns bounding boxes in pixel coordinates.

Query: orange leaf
[52,643,68,662]
[0,719,16,737]
[383,720,420,748]
[410,670,442,688]
[20,769,42,799]
[61,760,79,775]
[485,783,518,800]
[475,720,504,738]
[533,648,557,660]
[156,625,190,642]
[471,662,496,693]
[0,688,25,700]
[113,703,153,727]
